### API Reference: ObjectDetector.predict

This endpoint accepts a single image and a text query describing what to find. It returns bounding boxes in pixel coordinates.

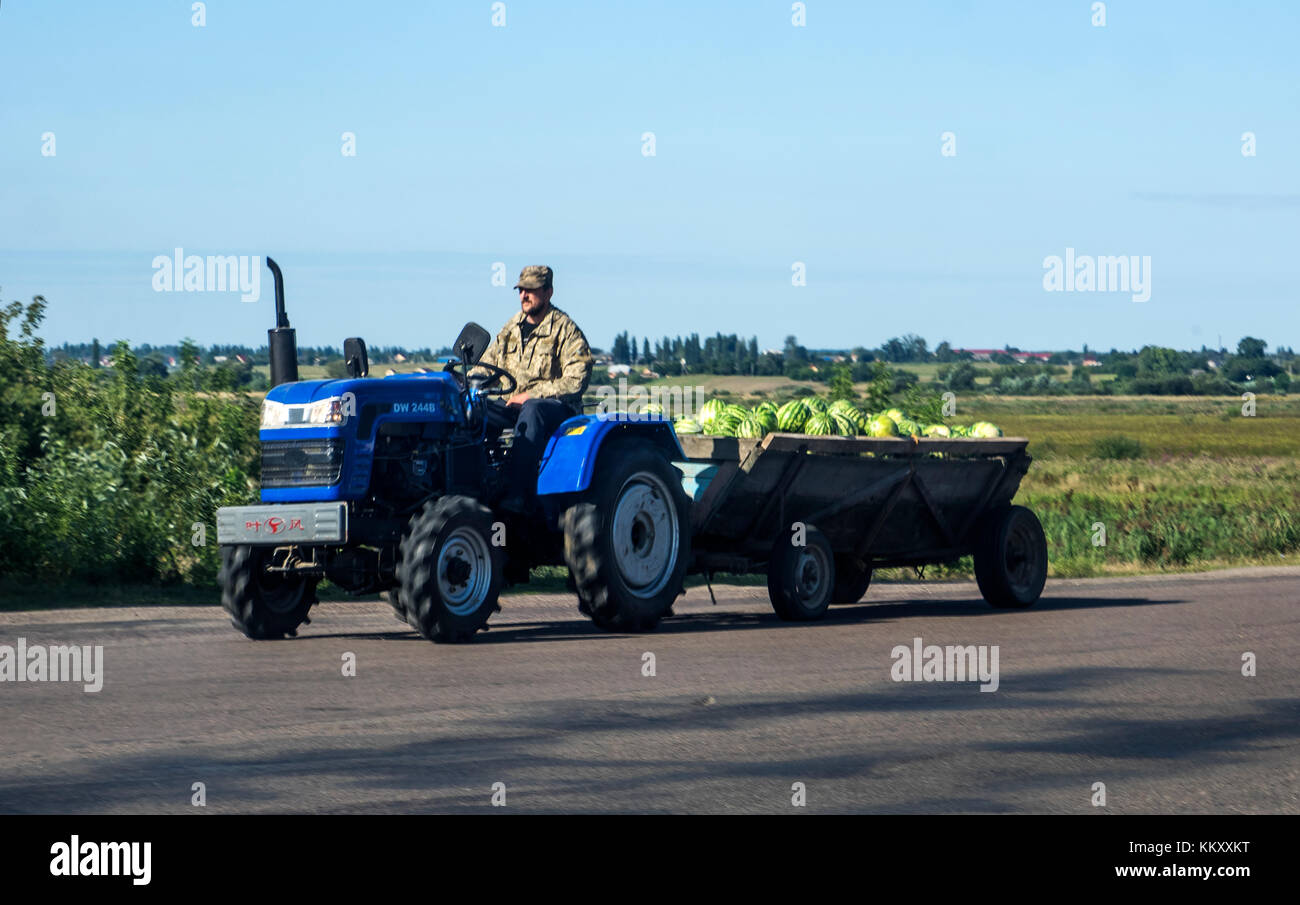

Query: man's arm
[525,322,592,400]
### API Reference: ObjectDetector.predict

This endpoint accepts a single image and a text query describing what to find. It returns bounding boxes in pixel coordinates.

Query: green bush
[1091,434,1144,459]
[0,298,260,586]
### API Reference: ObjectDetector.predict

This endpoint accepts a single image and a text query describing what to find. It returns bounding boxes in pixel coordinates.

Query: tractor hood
[260,371,464,440]
[258,371,466,503]
[265,371,460,405]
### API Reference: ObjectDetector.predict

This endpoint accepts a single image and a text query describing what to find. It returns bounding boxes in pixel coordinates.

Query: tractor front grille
[261,439,345,488]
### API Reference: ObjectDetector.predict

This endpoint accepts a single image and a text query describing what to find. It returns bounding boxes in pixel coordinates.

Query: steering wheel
[446,359,518,397]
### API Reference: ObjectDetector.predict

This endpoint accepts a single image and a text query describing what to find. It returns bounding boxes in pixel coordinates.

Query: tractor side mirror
[452,322,491,366]
[343,337,369,378]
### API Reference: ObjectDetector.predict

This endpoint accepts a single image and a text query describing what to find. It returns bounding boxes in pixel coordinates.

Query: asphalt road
[1,568,1297,814]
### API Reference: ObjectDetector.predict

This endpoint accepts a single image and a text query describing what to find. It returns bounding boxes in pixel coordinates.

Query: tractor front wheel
[219,544,317,639]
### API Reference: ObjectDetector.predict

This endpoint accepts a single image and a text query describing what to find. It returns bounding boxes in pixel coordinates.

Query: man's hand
[507,392,531,407]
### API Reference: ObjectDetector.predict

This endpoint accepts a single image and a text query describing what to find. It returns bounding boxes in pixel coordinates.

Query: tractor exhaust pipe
[266,257,299,387]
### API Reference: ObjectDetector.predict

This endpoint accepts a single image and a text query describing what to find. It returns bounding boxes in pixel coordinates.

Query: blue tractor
[216,260,692,643]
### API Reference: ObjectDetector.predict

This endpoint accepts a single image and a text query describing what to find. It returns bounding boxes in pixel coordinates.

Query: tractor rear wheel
[561,442,691,633]
[398,495,503,643]
[219,544,317,639]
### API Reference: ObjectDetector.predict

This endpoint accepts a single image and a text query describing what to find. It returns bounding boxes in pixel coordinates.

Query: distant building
[1082,358,1101,367]
[957,349,1052,363]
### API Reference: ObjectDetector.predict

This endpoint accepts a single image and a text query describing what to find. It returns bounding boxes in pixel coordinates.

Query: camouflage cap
[514,265,553,290]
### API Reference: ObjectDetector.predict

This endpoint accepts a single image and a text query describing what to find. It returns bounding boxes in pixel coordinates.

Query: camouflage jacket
[476,305,593,413]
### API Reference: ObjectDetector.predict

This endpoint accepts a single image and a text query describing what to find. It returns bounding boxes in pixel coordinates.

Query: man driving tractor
[476,265,593,512]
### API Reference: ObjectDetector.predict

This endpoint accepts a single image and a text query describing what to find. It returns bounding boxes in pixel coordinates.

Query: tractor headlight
[261,396,345,429]
[261,399,289,428]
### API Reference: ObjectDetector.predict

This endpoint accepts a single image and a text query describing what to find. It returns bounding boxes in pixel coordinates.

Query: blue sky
[1,0,1296,352]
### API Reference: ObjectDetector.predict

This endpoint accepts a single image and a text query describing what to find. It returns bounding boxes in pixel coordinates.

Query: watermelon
[829,401,867,432]
[883,408,906,424]
[735,414,767,438]
[673,418,702,434]
[753,407,778,433]
[831,411,858,435]
[922,424,951,438]
[776,399,811,432]
[643,402,665,416]
[866,415,899,437]
[896,418,921,437]
[804,396,830,414]
[804,412,837,435]
[697,398,728,427]
[971,421,1003,438]
[715,404,744,428]
[710,405,746,436]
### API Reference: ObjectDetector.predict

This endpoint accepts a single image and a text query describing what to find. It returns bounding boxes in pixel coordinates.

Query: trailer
[673,432,1047,620]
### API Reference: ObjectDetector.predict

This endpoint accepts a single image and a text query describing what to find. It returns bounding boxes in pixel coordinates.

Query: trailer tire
[219,544,317,639]
[398,495,504,643]
[561,443,691,633]
[831,556,873,604]
[974,505,1047,609]
[767,525,835,621]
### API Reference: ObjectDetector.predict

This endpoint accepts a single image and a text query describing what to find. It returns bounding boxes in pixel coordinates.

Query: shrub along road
[0,568,1296,814]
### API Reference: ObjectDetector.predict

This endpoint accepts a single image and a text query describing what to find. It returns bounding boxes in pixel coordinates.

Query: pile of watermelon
[675,398,1002,439]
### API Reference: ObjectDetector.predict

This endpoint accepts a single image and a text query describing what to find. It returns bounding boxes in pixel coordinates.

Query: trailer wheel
[219,544,317,639]
[562,443,691,633]
[398,495,504,643]
[767,525,835,621]
[832,555,873,604]
[974,505,1048,609]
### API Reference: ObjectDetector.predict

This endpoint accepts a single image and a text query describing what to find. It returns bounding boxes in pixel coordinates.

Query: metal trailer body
[672,432,1045,616]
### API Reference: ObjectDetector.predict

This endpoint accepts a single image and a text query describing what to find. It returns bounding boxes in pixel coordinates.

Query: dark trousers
[485,397,574,502]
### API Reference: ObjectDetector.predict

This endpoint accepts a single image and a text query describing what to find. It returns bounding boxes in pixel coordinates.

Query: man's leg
[503,398,573,510]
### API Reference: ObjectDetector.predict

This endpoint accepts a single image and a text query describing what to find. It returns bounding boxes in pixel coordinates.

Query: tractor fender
[535,413,686,496]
